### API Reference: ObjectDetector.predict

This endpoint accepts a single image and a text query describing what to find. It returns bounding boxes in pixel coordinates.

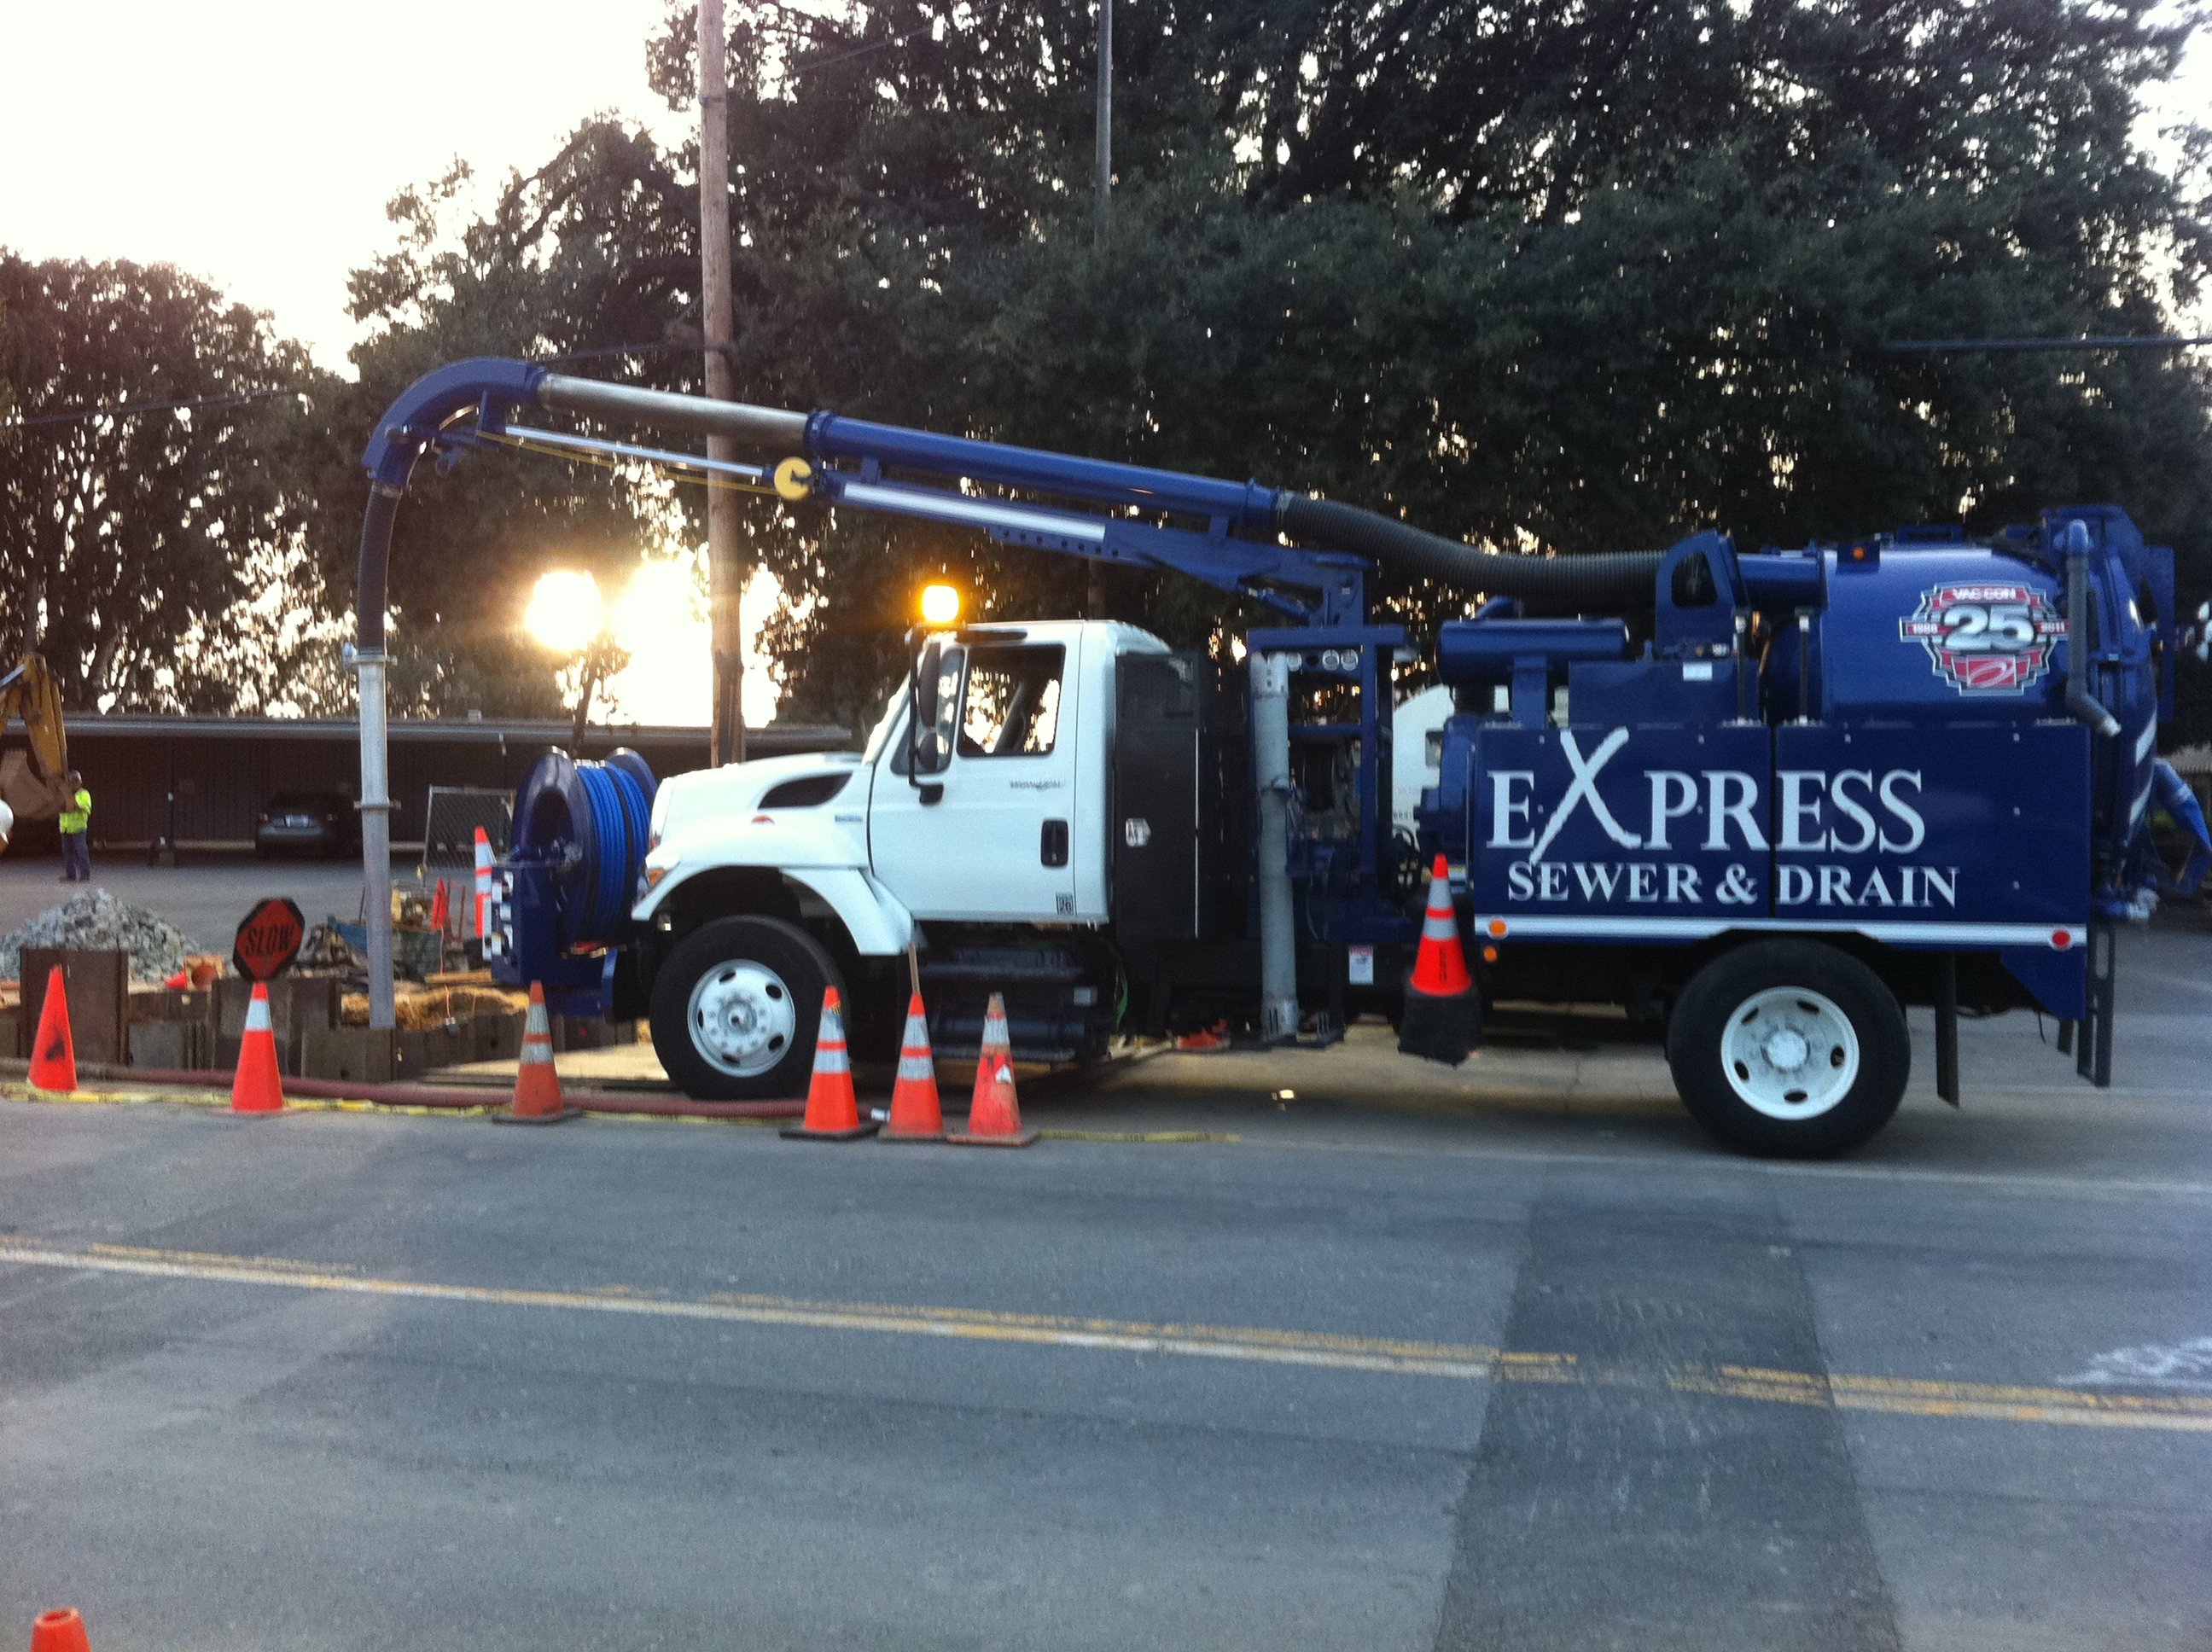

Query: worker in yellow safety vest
[58,770,91,881]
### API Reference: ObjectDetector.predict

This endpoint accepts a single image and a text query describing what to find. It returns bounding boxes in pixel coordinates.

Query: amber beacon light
[920,582,963,625]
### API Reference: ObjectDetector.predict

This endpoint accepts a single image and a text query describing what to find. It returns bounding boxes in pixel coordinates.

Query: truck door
[870,639,1080,920]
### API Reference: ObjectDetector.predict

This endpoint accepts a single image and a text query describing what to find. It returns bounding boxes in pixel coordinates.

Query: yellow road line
[1038,1129,1242,1143]
[3,1240,2207,1432]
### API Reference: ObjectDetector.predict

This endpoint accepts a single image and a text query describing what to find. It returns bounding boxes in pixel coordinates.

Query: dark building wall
[19,720,847,852]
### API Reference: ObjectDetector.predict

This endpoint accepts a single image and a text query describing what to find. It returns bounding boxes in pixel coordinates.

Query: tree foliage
[194,2,2212,739]
[0,254,349,713]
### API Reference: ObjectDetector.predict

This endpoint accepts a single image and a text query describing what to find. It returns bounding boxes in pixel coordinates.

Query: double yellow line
[3,1240,2205,1433]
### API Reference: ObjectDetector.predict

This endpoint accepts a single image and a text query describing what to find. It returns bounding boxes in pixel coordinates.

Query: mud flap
[1934,954,1959,1107]
[2076,922,2116,1088]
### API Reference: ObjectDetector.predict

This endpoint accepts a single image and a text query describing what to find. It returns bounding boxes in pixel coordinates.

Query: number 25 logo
[1936,602,2035,652]
[1899,584,2064,694]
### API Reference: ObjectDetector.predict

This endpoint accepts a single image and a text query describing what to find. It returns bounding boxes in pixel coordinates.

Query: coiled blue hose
[574,759,652,940]
[512,749,659,949]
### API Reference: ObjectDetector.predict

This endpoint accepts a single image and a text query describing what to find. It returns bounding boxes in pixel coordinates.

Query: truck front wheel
[1666,940,1909,1158]
[650,916,844,1101]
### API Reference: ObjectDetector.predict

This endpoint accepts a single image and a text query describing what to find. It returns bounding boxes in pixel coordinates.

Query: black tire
[1665,940,1909,1158]
[649,916,845,1101]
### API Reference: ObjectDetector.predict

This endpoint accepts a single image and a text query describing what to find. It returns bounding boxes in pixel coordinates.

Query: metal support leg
[351,646,396,1031]
[1250,651,1298,1044]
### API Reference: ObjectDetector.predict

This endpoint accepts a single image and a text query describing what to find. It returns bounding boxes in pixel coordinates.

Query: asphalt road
[2,916,2208,1650]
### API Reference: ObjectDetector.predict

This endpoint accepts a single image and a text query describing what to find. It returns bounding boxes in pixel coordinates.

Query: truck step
[919,957,1085,984]
[931,1040,1081,1064]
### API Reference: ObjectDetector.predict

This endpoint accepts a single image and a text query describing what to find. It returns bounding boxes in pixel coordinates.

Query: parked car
[254,792,359,858]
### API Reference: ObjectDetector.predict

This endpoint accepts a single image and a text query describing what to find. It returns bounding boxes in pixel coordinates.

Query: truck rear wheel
[1666,940,1909,1158]
[650,916,844,1101]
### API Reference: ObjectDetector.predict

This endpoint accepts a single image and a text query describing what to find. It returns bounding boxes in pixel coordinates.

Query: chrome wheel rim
[687,959,796,1078]
[1720,986,1860,1120]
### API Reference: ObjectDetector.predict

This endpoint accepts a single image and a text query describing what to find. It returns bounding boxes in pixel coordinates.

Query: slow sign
[232,897,306,983]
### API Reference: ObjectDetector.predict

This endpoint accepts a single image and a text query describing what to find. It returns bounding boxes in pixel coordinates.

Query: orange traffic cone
[880,992,945,1142]
[495,981,579,1125]
[162,966,189,991]
[1398,854,1481,1067]
[472,827,495,941]
[30,1608,91,1652]
[951,992,1039,1147]
[230,981,285,1114]
[782,987,877,1141]
[26,967,78,1092]
[1410,855,1472,997]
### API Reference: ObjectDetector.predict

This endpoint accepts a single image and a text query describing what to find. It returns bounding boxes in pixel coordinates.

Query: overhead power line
[1882,334,2212,353]
[535,340,730,365]
[5,386,301,431]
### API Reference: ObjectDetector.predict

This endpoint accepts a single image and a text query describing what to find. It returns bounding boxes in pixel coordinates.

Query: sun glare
[525,556,781,729]
[524,570,603,654]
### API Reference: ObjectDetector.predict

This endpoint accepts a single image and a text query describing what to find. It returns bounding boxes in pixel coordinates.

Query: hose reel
[511,749,659,950]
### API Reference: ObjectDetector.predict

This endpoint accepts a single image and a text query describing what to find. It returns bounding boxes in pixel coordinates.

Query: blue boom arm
[361,357,1366,625]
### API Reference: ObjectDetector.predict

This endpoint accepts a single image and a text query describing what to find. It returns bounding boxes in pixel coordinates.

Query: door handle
[1040,818,1069,867]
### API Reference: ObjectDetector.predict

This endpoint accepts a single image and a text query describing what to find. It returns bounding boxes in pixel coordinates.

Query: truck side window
[959,645,1064,758]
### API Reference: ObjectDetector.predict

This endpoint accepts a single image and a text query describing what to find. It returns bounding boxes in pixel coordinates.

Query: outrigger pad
[1398,989,1481,1067]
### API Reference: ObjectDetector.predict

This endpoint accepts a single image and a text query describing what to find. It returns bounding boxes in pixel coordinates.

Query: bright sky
[0,0,689,369]
[0,0,748,727]
[1,3,2207,723]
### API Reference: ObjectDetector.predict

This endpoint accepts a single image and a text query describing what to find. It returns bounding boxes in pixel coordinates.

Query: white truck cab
[866,620,1168,922]
[635,620,1173,1096]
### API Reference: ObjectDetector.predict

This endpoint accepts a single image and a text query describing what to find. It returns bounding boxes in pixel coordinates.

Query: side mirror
[907,638,954,782]
[913,639,942,735]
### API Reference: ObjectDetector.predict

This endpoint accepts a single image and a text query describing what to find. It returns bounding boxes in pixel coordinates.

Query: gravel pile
[0,888,195,985]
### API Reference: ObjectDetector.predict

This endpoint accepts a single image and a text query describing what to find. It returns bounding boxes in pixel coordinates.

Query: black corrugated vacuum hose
[1277,493,1662,605]
[356,482,404,652]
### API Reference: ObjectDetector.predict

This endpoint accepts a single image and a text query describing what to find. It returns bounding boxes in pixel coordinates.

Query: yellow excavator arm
[0,653,71,832]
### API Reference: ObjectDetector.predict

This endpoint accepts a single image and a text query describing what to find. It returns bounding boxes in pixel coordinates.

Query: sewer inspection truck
[352,358,2205,1155]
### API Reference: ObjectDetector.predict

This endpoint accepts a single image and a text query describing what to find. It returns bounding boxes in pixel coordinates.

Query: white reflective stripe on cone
[243,992,271,1034]
[814,1044,850,1073]
[896,1053,935,1080]
[1422,910,1459,940]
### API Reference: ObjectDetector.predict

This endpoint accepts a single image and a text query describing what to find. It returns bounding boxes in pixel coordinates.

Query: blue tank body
[1419,508,2175,1025]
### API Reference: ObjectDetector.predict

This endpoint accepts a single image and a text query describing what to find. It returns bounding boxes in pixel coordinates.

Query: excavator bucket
[0,654,70,822]
[0,750,69,822]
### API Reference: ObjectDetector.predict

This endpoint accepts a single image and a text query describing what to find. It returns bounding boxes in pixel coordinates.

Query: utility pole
[1095,0,1113,219]
[1087,0,1112,620]
[699,0,746,767]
